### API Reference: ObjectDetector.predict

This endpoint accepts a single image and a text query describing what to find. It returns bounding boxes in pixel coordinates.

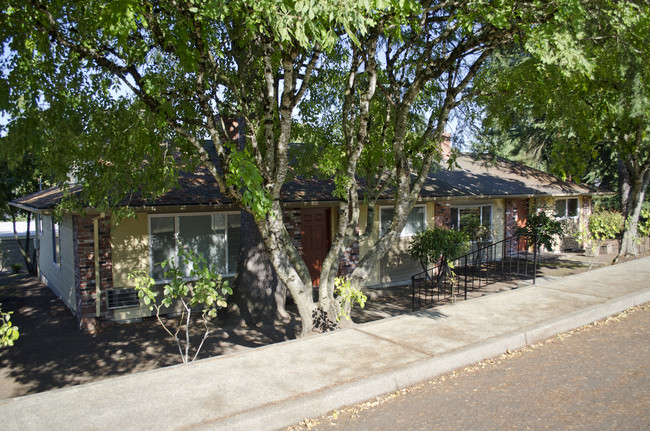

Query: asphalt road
[290,304,650,431]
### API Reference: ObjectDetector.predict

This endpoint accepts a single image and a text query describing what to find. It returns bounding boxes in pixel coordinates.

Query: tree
[129,243,232,363]
[474,0,650,259]
[1,0,563,335]
[0,155,42,274]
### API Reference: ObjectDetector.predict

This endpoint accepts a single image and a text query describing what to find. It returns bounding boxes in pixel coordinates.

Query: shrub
[11,263,22,274]
[128,243,232,364]
[409,227,470,271]
[460,215,494,247]
[0,306,19,348]
[517,211,564,251]
[333,277,367,322]
[588,211,624,241]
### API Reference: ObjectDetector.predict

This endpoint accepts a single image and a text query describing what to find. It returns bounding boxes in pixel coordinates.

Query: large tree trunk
[230,211,288,325]
[257,201,316,336]
[616,156,650,259]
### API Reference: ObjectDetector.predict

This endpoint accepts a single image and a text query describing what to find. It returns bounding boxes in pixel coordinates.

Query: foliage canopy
[474,0,650,257]
[1,0,572,334]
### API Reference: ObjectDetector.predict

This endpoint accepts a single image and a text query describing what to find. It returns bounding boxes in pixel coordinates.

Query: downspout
[93,213,106,318]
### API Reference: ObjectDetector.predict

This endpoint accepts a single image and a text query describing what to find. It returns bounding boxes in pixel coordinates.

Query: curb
[201,288,650,431]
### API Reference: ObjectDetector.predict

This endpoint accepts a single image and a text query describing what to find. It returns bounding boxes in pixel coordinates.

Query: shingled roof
[10,155,603,212]
[417,155,600,199]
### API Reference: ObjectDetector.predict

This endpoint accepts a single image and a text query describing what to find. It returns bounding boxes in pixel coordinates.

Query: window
[450,205,492,231]
[555,198,579,219]
[52,219,61,266]
[149,213,241,280]
[380,206,426,237]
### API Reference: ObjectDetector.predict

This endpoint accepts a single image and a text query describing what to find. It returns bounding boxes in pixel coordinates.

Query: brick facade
[283,208,302,252]
[73,215,113,333]
[505,198,530,255]
[338,241,360,277]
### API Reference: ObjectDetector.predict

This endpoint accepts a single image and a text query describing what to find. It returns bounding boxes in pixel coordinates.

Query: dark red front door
[300,208,331,286]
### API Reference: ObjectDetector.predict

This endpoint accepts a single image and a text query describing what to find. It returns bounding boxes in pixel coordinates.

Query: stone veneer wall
[74,215,113,333]
[434,201,452,227]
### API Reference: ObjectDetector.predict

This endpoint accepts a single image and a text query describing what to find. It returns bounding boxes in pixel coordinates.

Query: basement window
[107,288,140,309]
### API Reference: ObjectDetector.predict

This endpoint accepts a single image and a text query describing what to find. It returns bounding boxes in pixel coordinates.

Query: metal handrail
[411,234,539,311]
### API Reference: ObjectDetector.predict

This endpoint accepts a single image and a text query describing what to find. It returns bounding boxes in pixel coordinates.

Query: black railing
[411,234,539,311]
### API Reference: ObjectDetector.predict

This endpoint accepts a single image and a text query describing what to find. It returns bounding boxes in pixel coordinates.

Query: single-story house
[10,152,603,331]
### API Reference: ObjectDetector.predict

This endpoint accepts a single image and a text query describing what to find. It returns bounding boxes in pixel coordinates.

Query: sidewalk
[2,257,649,431]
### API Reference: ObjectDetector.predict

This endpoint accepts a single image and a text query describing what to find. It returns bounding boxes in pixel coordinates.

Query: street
[291,304,650,430]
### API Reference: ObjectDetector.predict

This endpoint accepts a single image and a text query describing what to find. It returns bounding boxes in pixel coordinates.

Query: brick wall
[505,198,529,255]
[283,208,302,252]
[74,215,113,333]
[338,241,360,277]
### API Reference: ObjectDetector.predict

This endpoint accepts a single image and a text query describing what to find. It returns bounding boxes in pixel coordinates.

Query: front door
[300,208,331,286]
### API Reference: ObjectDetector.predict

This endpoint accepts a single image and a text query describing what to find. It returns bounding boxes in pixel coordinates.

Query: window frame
[51,218,61,268]
[450,203,494,232]
[148,211,241,282]
[379,204,427,238]
[555,197,580,220]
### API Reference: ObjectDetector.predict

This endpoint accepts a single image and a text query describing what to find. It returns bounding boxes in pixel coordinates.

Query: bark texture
[231,211,288,325]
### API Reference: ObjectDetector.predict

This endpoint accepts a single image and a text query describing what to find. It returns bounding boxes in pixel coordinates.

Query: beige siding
[365,199,506,286]
[358,204,380,286]
[379,237,421,285]
[110,212,151,320]
[358,203,434,287]
[493,199,506,242]
[39,215,77,313]
[111,213,149,288]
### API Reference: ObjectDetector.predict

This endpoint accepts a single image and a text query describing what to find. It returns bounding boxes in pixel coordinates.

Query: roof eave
[8,201,47,214]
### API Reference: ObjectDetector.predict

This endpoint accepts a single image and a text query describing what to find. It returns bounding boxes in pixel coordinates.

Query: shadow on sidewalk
[0,248,643,400]
[0,272,299,400]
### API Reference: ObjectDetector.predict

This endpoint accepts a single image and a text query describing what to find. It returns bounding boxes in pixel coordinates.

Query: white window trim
[51,218,61,269]
[379,204,427,238]
[148,211,240,282]
[555,197,580,220]
[450,203,494,230]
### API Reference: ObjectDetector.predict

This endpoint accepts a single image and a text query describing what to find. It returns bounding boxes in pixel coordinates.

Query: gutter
[93,212,106,318]
[8,202,46,214]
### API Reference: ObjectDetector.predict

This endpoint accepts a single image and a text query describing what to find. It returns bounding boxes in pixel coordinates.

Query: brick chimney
[440,132,452,161]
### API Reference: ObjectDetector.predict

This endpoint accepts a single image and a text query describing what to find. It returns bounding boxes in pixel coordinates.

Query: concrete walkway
[2,257,650,431]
